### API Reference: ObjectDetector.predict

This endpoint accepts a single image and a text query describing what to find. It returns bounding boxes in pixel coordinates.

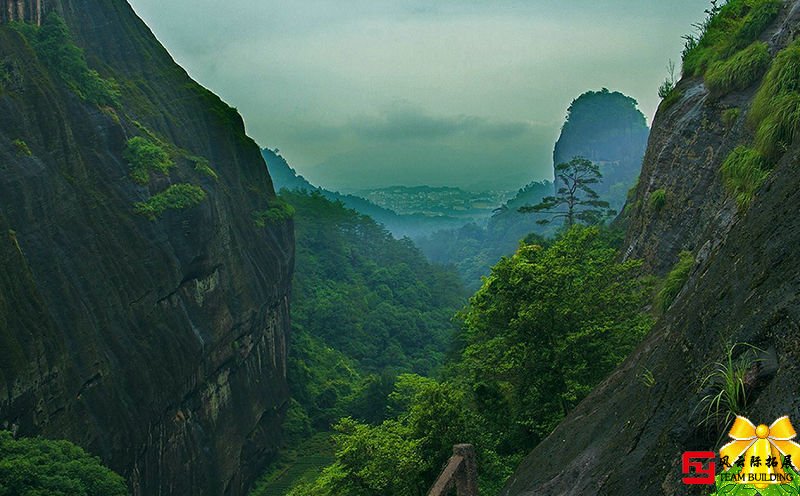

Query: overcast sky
[127,0,708,191]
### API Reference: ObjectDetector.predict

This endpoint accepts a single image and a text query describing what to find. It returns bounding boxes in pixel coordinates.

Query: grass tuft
[682,0,781,83]
[696,343,762,431]
[749,40,800,160]
[648,189,667,214]
[705,41,770,96]
[720,146,769,209]
[722,107,740,128]
[658,251,694,312]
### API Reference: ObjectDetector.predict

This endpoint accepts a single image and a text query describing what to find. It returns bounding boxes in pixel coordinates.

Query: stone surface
[0,1,294,495]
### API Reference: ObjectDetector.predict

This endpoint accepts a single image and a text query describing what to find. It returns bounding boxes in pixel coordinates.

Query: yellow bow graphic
[720,416,800,488]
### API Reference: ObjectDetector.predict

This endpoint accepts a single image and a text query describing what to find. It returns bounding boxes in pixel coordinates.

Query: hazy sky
[126,0,708,191]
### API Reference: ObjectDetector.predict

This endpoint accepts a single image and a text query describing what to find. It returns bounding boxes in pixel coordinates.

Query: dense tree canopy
[0,432,127,496]
[290,226,655,494]
[282,189,467,429]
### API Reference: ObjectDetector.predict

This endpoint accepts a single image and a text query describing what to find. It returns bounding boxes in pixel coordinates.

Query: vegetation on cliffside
[0,432,127,496]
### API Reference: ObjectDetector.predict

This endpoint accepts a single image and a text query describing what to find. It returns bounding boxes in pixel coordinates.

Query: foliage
[12,139,31,157]
[288,375,512,496]
[134,183,206,220]
[721,146,769,209]
[682,0,781,79]
[283,189,465,430]
[249,433,335,496]
[649,188,667,213]
[697,343,762,430]
[658,60,677,99]
[658,250,695,312]
[190,156,218,180]
[659,87,684,111]
[519,157,615,227]
[252,199,295,227]
[18,13,120,106]
[722,107,741,128]
[286,226,654,495]
[705,41,770,96]
[456,226,654,450]
[123,137,174,185]
[750,40,800,161]
[0,431,127,496]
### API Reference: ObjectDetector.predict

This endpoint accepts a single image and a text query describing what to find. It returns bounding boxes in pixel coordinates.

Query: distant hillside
[417,181,555,288]
[262,149,468,238]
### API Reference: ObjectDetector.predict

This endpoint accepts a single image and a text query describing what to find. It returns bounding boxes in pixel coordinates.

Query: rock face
[0,0,44,24]
[502,3,800,495]
[0,2,293,496]
[553,89,650,212]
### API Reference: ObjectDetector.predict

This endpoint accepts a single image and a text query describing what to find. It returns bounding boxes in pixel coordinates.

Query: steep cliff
[0,2,293,496]
[503,1,800,494]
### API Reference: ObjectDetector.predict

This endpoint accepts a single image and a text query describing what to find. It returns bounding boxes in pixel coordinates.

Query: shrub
[12,138,31,157]
[658,250,695,312]
[123,136,173,184]
[191,156,218,180]
[253,199,295,227]
[720,146,769,209]
[0,431,127,496]
[25,13,120,106]
[648,189,667,213]
[705,41,770,96]
[134,183,206,220]
[722,107,740,128]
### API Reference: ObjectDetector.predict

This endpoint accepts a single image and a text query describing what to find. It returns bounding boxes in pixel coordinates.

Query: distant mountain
[262,149,468,238]
[553,88,649,211]
[418,89,649,288]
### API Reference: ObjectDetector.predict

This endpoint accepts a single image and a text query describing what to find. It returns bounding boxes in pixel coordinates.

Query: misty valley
[2,1,800,496]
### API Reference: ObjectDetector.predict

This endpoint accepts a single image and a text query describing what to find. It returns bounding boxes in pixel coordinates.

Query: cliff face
[0,2,294,496]
[0,0,44,24]
[503,2,800,495]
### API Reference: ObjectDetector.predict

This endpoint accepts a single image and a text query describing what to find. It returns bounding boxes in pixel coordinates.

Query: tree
[518,156,615,226]
[0,431,128,496]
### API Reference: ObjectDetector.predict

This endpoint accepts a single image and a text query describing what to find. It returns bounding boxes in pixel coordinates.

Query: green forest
[244,184,658,495]
[4,0,798,495]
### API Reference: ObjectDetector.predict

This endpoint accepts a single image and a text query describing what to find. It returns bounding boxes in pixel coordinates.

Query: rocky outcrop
[502,2,800,495]
[0,2,293,495]
[0,0,44,25]
[553,89,650,212]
